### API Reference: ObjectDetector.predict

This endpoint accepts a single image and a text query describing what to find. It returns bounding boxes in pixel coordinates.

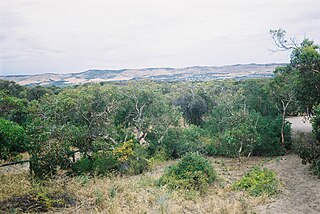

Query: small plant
[94,189,104,205]
[76,175,90,186]
[158,153,216,193]
[233,167,281,196]
[108,185,118,200]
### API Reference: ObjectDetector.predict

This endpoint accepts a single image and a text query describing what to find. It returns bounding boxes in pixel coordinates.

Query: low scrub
[72,140,150,176]
[158,153,216,193]
[233,166,281,196]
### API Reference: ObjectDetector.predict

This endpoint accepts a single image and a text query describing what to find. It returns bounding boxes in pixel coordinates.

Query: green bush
[162,126,207,159]
[252,116,289,156]
[128,145,150,175]
[298,140,320,178]
[233,167,281,196]
[72,152,118,176]
[205,112,289,157]
[0,118,27,160]
[297,104,320,177]
[71,156,92,175]
[206,122,260,157]
[115,142,150,175]
[92,153,119,175]
[72,141,150,176]
[158,153,216,192]
[29,141,71,179]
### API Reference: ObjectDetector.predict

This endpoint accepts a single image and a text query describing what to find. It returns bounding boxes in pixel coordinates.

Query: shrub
[297,104,320,177]
[158,153,216,192]
[92,153,119,175]
[114,140,150,175]
[252,116,289,156]
[0,118,27,160]
[162,126,207,159]
[233,167,281,196]
[298,140,320,178]
[207,123,260,158]
[205,112,290,157]
[0,190,76,212]
[72,156,92,175]
[29,140,71,179]
[72,152,118,176]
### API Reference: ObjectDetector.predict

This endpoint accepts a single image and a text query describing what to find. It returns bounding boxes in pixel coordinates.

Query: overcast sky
[0,0,319,75]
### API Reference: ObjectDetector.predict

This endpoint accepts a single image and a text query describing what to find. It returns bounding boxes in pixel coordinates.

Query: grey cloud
[0,0,320,75]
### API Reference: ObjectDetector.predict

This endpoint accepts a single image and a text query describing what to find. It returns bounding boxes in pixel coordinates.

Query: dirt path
[256,116,320,214]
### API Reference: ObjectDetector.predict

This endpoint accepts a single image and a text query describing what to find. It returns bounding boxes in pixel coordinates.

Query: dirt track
[256,117,320,214]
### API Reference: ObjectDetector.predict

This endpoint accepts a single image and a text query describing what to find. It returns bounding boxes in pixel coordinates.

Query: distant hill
[0,63,285,86]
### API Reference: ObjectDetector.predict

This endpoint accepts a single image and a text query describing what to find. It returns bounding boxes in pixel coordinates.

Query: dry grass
[0,156,276,214]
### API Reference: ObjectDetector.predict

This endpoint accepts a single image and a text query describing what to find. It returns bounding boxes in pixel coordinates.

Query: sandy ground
[256,116,320,214]
[287,116,313,134]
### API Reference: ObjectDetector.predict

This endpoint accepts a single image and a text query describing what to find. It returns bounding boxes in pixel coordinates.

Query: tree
[0,91,28,124]
[27,84,119,177]
[113,83,181,156]
[270,67,297,146]
[270,29,320,112]
[270,29,320,175]
[0,80,26,98]
[242,79,278,117]
[27,86,53,101]
[174,92,207,126]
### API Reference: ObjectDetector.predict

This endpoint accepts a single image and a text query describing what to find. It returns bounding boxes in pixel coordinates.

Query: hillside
[0,63,284,86]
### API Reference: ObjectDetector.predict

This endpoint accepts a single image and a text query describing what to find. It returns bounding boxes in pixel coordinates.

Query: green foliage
[114,140,150,175]
[298,104,320,177]
[72,152,118,176]
[158,153,216,192]
[206,108,287,157]
[72,156,92,175]
[174,93,207,125]
[27,86,54,101]
[0,91,28,124]
[29,140,71,179]
[313,104,320,142]
[242,79,278,117]
[0,80,26,98]
[270,30,320,176]
[233,167,281,196]
[162,126,207,159]
[0,118,27,160]
[253,116,290,156]
[72,141,149,176]
[2,78,294,179]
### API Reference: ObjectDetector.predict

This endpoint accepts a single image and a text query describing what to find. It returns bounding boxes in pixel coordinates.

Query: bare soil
[256,117,320,214]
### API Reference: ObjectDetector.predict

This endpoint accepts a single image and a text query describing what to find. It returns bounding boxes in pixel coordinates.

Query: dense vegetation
[0,77,292,178]
[0,30,319,181]
[1,30,320,213]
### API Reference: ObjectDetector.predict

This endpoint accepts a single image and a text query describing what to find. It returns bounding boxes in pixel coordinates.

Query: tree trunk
[281,101,286,146]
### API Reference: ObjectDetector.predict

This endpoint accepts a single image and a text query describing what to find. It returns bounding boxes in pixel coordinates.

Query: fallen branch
[0,150,82,168]
[0,160,30,168]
